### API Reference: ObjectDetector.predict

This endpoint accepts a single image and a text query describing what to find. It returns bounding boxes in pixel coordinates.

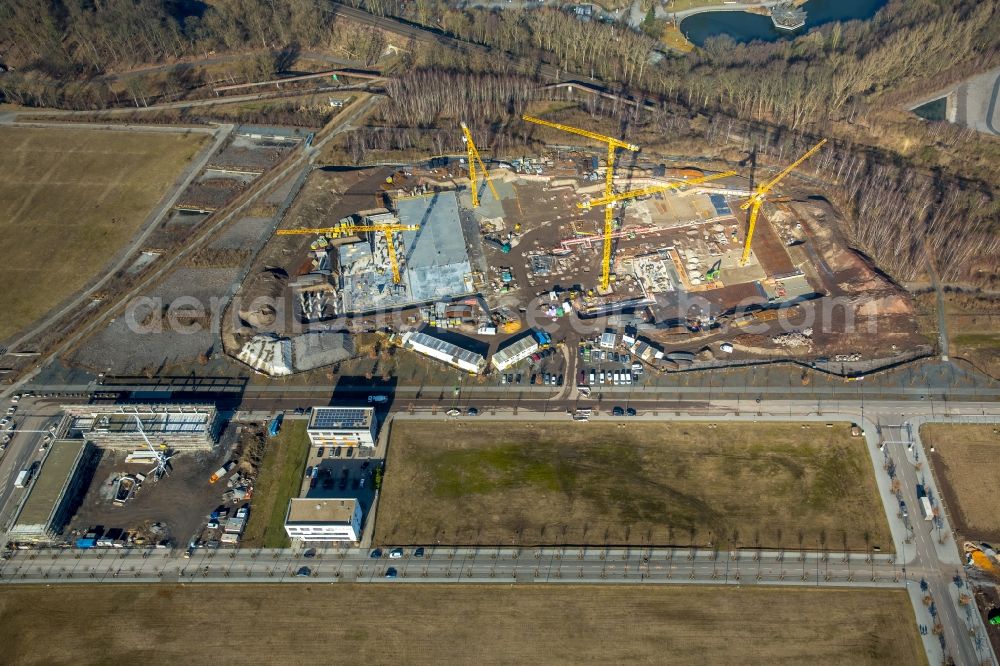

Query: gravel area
[72,267,241,374]
[178,178,247,210]
[208,136,293,171]
[210,216,274,250]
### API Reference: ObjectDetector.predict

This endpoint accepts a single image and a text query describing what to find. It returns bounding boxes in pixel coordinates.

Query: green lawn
[241,420,309,547]
[377,422,891,550]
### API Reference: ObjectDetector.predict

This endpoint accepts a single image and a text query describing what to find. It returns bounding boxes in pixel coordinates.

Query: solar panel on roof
[311,408,370,429]
[708,193,732,216]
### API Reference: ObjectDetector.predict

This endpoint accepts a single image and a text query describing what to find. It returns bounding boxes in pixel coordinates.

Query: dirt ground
[0,127,209,342]
[918,291,1000,378]
[973,584,1000,659]
[0,584,924,665]
[222,166,395,352]
[68,441,233,547]
[376,421,892,552]
[924,424,1000,543]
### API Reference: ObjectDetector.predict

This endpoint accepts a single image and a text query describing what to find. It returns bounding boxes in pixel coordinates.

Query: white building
[491,335,539,372]
[402,330,486,374]
[599,331,617,350]
[8,440,92,543]
[307,407,377,448]
[284,498,364,542]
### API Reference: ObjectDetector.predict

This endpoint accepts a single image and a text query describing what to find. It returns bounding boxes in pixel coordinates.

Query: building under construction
[339,193,477,313]
[58,404,220,450]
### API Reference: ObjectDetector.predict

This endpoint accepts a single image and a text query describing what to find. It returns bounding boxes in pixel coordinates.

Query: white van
[14,469,29,488]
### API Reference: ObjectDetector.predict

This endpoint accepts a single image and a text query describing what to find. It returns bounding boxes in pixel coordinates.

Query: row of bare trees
[381,70,536,127]
[695,112,998,283]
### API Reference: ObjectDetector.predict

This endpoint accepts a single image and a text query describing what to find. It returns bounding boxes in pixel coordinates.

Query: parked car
[370,549,383,559]
[626,407,637,417]
[389,548,404,559]
[413,547,425,558]
[296,566,311,577]
[367,395,388,404]
[467,407,479,416]
[385,567,398,579]
[612,406,625,417]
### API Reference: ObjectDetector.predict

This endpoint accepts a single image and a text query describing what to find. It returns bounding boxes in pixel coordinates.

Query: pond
[681,0,887,47]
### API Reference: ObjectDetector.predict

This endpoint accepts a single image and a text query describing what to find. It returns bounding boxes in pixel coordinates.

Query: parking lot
[301,449,380,518]
[496,346,565,387]
[577,341,646,388]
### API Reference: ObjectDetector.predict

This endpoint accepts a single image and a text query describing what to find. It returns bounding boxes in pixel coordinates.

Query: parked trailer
[209,462,234,484]
[920,496,934,521]
[916,484,934,521]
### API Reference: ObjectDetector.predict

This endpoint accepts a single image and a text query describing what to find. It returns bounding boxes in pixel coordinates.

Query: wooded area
[0,0,996,285]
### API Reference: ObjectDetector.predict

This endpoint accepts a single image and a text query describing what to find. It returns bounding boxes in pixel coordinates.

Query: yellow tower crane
[739,139,826,266]
[578,170,738,210]
[461,122,499,208]
[522,114,639,291]
[277,220,419,284]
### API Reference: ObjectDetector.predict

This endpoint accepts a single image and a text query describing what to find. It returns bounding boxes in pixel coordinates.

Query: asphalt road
[0,404,63,535]
[0,545,903,588]
[0,392,997,664]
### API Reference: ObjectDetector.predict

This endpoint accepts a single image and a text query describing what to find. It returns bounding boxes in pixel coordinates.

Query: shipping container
[268,414,283,437]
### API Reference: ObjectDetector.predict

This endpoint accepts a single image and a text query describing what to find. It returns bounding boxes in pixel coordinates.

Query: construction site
[224,115,924,376]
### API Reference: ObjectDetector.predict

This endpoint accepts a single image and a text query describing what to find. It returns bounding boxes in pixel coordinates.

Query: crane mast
[739,139,826,266]
[461,122,498,208]
[522,114,639,291]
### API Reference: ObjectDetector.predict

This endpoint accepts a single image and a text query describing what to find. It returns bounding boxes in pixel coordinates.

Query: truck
[532,329,552,348]
[209,462,234,484]
[14,469,29,488]
[916,484,934,521]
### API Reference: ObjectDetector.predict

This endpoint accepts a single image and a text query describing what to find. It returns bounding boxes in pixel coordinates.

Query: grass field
[241,420,309,548]
[0,584,924,665]
[924,424,1000,542]
[0,127,208,341]
[376,421,892,551]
